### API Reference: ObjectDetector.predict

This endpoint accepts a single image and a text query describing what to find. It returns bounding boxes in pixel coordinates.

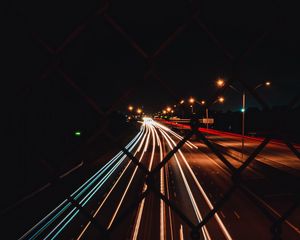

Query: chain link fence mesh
[3,0,300,239]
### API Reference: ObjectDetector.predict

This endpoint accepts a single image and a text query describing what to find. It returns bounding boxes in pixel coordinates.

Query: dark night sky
[2,0,300,208]
[4,0,300,114]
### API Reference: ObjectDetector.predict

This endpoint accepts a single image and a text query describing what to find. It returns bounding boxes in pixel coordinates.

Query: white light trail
[131,120,157,239]
[160,129,211,240]
[153,121,198,149]
[21,125,145,240]
[107,124,152,229]
[76,125,150,239]
[159,125,232,240]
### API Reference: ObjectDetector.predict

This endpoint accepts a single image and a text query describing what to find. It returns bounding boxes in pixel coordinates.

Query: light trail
[153,121,198,149]
[156,123,174,240]
[179,224,184,240]
[131,123,155,240]
[154,125,167,240]
[20,125,145,240]
[107,124,152,229]
[20,118,233,240]
[146,119,167,240]
[76,124,150,239]
[131,120,166,240]
[159,129,211,240]
[157,123,232,240]
[164,163,174,240]
[47,126,150,239]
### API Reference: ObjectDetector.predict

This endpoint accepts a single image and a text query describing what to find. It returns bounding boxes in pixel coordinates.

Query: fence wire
[4,0,300,239]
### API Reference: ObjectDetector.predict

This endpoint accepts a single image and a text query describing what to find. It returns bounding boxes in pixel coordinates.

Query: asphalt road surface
[16,118,300,240]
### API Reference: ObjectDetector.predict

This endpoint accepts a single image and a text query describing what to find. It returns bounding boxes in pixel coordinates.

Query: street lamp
[199,97,224,129]
[189,97,195,103]
[218,96,225,103]
[198,99,210,129]
[254,81,271,90]
[216,79,271,160]
[216,78,225,88]
[189,97,195,114]
[137,108,142,114]
[128,105,134,111]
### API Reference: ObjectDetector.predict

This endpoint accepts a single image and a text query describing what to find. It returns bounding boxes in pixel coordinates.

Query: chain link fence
[3,0,300,239]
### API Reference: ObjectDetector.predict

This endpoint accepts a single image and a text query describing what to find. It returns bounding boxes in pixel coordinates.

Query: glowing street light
[180,100,185,104]
[188,97,196,114]
[216,78,225,88]
[189,97,195,104]
[128,105,134,111]
[137,108,142,114]
[200,100,206,105]
[215,78,271,161]
[166,107,172,112]
[254,81,272,90]
[162,110,167,114]
[218,96,225,103]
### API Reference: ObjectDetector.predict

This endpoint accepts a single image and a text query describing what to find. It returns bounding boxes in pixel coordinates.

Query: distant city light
[241,108,245,113]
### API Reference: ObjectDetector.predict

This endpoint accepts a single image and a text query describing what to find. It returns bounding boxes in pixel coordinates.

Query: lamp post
[187,97,224,128]
[199,100,209,129]
[189,97,195,114]
[216,78,271,160]
[198,99,209,129]
[128,105,134,111]
[241,91,245,160]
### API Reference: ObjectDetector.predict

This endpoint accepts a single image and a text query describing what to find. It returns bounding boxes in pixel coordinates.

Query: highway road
[204,133,300,174]
[17,118,300,240]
